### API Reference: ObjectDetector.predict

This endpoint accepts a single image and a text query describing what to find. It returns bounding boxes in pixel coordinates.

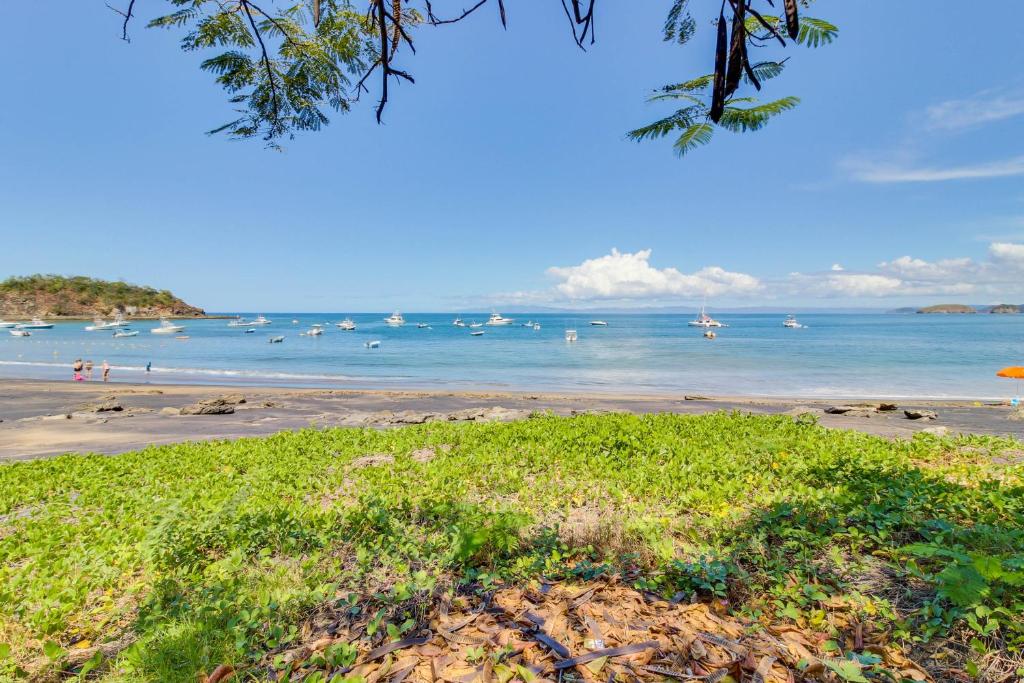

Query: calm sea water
[1,313,1022,399]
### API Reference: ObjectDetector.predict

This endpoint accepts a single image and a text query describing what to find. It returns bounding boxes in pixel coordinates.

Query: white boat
[533,323,541,330]
[783,315,804,329]
[18,318,53,330]
[9,329,30,337]
[687,305,723,328]
[336,318,356,330]
[590,320,608,326]
[365,340,381,349]
[521,321,534,327]
[485,312,514,326]
[565,329,578,342]
[470,330,485,336]
[227,317,250,327]
[417,323,430,329]
[269,335,284,343]
[109,314,130,328]
[250,315,272,326]
[468,322,484,329]
[112,329,139,338]
[150,318,185,335]
[244,328,256,334]
[384,311,405,326]
[292,319,299,324]
[453,316,465,327]
[307,324,324,336]
[0,320,16,328]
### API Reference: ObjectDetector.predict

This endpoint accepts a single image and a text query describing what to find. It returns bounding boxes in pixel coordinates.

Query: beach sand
[1,379,1021,461]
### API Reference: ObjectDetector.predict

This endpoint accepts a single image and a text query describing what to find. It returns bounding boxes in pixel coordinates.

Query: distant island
[917,304,977,314]
[0,275,205,319]
[989,304,1021,314]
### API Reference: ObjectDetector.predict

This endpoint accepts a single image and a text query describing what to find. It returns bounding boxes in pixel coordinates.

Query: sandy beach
[1,378,1021,461]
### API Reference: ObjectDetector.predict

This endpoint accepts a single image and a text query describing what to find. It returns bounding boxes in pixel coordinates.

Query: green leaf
[672,123,714,157]
[796,17,839,48]
[43,640,64,660]
[0,643,10,659]
[824,659,869,683]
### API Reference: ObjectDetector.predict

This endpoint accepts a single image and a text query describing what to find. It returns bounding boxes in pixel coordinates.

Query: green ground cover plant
[0,412,1021,681]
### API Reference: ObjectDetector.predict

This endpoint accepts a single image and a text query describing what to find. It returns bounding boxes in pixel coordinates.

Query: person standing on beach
[102,360,110,383]
[72,358,83,382]
[85,360,94,380]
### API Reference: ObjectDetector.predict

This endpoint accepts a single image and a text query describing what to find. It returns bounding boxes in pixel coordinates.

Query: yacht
[18,318,54,329]
[0,320,16,328]
[250,315,272,326]
[384,311,405,326]
[9,329,30,337]
[485,312,514,326]
[783,315,804,329]
[590,320,608,326]
[307,324,324,336]
[113,329,139,338]
[565,328,578,342]
[336,318,356,331]
[227,317,251,327]
[687,306,723,328]
[453,316,465,327]
[150,318,185,335]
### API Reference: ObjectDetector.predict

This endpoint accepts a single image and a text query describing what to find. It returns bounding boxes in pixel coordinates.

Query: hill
[917,304,977,314]
[0,275,205,319]
[989,303,1021,314]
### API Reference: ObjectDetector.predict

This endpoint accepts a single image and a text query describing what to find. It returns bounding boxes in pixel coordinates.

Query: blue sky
[1,1,1023,312]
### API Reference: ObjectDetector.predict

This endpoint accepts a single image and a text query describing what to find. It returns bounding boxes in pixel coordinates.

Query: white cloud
[830,263,844,271]
[847,156,1024,183]
[789,242,1024,299]
[989,241,1024,265]
[545,248,761,301]
[926,93,1024,131]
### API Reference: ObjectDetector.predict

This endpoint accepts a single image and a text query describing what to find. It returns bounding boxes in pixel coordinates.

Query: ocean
[1,312,1021,399]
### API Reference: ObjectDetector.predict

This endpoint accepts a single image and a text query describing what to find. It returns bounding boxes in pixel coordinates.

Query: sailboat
[688,304,723,328]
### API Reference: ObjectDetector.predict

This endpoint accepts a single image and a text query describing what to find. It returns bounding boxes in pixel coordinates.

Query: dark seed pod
[725,1,747,97]
[784,0,799,40]
[313,0,321,26]
[710,9,728,122]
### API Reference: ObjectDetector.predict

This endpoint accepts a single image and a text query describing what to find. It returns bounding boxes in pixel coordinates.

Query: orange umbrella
[997,367,1024,403]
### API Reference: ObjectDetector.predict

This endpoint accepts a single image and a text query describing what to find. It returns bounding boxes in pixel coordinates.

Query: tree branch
[425,0,490,26]
[106,0,137,42]
[240,0,281,130]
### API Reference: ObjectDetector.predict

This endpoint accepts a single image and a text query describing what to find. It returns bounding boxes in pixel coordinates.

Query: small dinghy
[112,330,139,338]
[365,340,382,349]
[470,330,485,336]
[268,336,284,343]
[9,329,30,337]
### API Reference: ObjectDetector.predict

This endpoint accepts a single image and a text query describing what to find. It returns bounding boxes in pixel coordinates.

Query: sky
[1,1,1023,312]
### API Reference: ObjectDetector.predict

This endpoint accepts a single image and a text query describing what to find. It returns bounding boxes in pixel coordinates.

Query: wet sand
[1,379,1021,461]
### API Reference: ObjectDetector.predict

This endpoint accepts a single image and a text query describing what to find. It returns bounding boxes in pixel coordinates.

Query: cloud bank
[546,249,761,300]
[500,243,1024,307]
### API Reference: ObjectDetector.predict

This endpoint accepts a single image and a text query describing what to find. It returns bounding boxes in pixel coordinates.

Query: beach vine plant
[1,413,1022,680]
[108,1,835,154]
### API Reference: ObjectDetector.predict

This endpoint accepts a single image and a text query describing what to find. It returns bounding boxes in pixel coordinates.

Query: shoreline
[2,378,1023,461]
[0,364,1013,402]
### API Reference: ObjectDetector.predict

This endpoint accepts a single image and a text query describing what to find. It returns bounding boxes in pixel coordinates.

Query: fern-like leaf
[673,123,714,156]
